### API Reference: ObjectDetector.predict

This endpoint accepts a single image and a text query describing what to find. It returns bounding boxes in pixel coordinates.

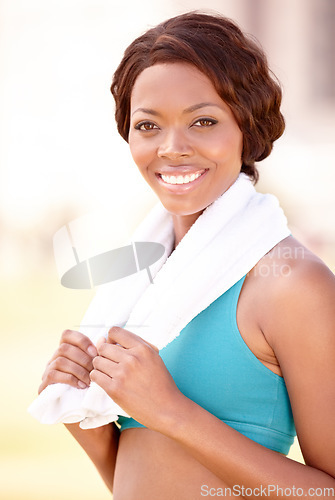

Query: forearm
[164,398,335,499]
[65,421,119,492]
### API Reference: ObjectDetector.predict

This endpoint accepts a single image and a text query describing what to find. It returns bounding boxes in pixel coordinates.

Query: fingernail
[87,345,97,357]
[78,381,87,389]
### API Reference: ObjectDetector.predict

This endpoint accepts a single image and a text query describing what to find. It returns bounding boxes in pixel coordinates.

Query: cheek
[207,129,243,163]
[128,137,150,171]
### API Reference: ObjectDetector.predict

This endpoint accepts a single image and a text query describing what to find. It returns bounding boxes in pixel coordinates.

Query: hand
[90,327,185,432]
[38,329,98,394]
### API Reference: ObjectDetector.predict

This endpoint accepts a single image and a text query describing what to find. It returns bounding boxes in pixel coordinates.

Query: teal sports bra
[118,275,296,455]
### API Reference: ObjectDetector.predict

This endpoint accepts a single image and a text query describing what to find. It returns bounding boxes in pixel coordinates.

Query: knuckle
[116,368,127,384]
[53,356,68,371]
[60,330,90,350]
[136,342,150,358]
[78,355,93,374]
[58,343,71,356]
[78,335,89,349]
[77,368,90,383]
[109,326,119,335]
[45,369,58,383]
[80,338,93,355]
[60,329,71,342]
[65,373,78,387]
[107,328,114,340]
[124,353,137,369]
[44,366,81,389]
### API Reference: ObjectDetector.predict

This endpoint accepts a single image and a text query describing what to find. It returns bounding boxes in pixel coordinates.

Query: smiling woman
[128,63,244,239]
[33,10,335,500]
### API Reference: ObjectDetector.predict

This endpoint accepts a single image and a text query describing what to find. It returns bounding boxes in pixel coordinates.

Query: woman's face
[128,62,243,217]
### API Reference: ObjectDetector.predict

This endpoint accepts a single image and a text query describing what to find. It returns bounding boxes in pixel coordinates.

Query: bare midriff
[112,428,233,499]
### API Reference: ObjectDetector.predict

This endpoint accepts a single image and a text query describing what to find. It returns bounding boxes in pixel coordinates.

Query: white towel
[28,174,290,428]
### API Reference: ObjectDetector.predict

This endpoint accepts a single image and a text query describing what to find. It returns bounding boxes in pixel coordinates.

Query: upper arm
[266,259,335,477]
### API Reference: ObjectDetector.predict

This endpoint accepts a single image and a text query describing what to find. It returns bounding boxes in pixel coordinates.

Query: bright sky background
[0,0,334,264]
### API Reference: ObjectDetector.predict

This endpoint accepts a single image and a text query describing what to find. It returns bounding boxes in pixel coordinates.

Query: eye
[134,121,159,131]
[192,118,218,127]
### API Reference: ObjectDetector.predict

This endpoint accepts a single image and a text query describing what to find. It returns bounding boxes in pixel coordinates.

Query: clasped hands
[39,326,183,432]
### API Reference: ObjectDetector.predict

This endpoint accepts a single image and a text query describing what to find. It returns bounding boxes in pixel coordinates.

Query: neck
[172,211,204,248]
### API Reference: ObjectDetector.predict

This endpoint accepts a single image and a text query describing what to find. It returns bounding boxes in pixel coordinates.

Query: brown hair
[111,11,285,183]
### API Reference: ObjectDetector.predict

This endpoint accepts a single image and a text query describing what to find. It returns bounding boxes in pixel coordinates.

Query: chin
[159,198,209,218]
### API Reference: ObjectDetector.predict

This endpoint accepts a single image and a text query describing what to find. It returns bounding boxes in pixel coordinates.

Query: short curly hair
[111,11,285,183]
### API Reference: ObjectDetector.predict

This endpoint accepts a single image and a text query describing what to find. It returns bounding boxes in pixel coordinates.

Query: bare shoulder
[252,236,335,339]
[260,233,335,360]
[253,235,334,285]
[238,235,335,362]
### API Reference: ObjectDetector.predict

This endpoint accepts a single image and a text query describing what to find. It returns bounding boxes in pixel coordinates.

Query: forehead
[130,62,223,110]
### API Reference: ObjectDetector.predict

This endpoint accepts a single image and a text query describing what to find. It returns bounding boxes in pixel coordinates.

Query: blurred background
[0,0,334,498]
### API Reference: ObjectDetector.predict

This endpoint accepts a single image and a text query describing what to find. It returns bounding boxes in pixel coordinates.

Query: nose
[157,128,194,159]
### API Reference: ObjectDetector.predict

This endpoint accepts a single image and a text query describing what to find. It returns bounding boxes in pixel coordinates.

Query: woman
[38,12,335,498]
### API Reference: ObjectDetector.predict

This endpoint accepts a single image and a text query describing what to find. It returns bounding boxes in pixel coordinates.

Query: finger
[107,326,158,352]
[38,360,90,394]
[38,373,87,394]
[92,354,119,377]
[107,326,138,348]
[51,356,91,385]
[45,331,97,368]
[90,368,115,393]
[60,329,97,358]
[58,343,95,370]
[42,343,94,380]
[97,342,125,362]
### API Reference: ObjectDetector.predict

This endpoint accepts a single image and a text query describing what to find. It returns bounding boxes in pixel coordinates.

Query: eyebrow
[183,102,223,114]
[131,102,223,117]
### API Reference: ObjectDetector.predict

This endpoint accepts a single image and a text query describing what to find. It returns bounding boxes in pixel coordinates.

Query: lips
[155,168,208,192]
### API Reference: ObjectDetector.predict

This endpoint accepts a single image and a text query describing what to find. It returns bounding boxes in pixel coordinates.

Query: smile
[155,169,208,194]
[160,172,203,185]
[158,169,207,184]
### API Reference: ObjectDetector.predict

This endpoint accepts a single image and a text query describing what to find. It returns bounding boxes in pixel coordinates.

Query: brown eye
[135,121,158,131]
[193,118,217,127]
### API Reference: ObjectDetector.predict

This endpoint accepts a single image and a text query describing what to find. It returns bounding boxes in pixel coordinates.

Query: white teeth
[160,172,203,185]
